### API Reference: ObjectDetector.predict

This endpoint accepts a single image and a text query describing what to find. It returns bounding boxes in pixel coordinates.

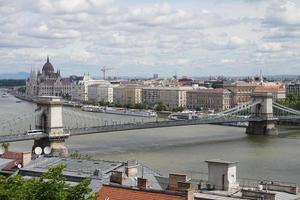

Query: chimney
[110,171,124,185]
[177,181,192,192]
[168,174,188,191]
[125,159,138,177]
[137,177,149,189]
[22,152,32,166]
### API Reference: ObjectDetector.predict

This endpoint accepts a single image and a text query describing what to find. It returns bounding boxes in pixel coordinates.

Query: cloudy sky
[0,0,300,77]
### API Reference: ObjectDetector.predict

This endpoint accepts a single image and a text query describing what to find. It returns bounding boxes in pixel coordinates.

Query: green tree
[276,94,300,111]
[70,150,93,160]
[1,143,10,152]
[155,102,167,111]
[172,106,185,112]
[133,103,147,109]
[17,87,26,94]
[0,165,97,200]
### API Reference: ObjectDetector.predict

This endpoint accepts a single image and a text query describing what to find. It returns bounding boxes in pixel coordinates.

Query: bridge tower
[246,91,278,135]
[32,96,69,157]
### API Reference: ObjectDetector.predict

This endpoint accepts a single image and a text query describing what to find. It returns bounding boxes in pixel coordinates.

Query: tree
[0,165,97,200]
[172,106,185,112]
[17,87,26,94]
[276,94,300,111]
[155,102,167,111]
[1,143,10,152]
[133,103,147,109]
[70,150,93,160]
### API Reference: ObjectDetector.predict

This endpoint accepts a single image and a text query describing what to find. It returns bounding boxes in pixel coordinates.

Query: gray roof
[19,156,164,192]
[0,158,14,169]
[194,190,300,200]
[205,159,238,165]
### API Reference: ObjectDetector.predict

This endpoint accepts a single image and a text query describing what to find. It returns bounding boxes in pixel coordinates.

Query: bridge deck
[1,116,300,142]
[0,117,268,142]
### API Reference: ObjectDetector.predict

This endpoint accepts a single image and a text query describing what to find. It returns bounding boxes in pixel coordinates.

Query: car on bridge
[26,129,44,135]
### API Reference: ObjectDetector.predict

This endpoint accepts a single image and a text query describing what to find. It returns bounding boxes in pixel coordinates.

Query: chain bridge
[0,92,300,156]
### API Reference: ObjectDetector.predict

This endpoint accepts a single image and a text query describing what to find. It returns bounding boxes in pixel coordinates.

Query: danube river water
[1,93,300,184]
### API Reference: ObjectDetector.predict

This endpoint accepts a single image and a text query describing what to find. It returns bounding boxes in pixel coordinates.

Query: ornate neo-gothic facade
[26,57,72,97]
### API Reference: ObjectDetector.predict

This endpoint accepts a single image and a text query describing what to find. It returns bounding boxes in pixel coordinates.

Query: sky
[0,0,300,77]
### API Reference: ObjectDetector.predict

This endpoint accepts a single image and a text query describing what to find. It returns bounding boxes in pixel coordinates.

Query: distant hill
[0,72,29,79]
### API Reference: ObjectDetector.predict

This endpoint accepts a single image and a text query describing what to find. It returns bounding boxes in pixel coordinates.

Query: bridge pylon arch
[246,91,278,135]
[32,96,69,157]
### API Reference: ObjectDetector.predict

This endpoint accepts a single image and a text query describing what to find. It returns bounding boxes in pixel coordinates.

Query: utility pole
[101,66,113,80]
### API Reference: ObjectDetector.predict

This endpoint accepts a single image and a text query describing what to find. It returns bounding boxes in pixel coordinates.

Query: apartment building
[113,85,142,105]
[186,88,232,112]
[71,74,111,102]
[87,84,113,103]
[286,82,300,97]
[142,87,189,109]
[223,81,257,106]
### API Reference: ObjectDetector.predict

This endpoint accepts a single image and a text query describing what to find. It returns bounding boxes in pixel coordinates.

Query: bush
[0,165,97,200]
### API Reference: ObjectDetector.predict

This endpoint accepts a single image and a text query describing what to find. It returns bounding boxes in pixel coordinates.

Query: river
[1,93,300,184]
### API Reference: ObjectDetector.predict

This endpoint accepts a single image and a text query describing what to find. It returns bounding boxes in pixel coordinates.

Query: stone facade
[286,82,300,97]
[186,88,232,112]
[142,87,189,109]
[71,74,111,102]
[113,85,142,105]
[88,83,113,103]
[26,57,72,98]
[223,81,257,106]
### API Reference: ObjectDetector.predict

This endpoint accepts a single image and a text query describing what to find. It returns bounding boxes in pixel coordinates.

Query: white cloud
[37,0,112,14]
[0,0,299,76]
[221,59,235,64]
[264,1,300,26]
[257,42,283,52]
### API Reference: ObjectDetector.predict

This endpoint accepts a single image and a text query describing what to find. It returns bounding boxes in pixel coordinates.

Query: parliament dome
[42,56,54,75]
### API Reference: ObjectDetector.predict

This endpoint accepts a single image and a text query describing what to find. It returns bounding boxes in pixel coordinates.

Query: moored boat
[168,110,199,121]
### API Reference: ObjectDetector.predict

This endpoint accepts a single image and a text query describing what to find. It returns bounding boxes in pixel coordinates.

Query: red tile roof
[98,185,186,200]
[255,85,285,92]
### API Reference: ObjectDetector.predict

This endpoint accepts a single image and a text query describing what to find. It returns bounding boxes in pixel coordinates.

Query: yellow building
[113,85,142,105]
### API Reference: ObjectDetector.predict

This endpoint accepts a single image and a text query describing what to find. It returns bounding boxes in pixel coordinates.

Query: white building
[87,84,113,103]
[71,74,111,102]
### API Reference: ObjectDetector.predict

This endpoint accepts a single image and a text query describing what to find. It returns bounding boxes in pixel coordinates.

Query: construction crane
[101,66,113,80]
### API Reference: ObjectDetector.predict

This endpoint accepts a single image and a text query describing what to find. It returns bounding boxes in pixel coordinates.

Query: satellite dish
[0,148,4,155]
[34,147,42,155]
[44,146,52,155]
[17,164,22,169]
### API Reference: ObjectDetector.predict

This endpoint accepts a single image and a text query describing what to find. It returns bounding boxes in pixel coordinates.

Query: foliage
[0,79,26,87]
[98,101,110,106]
[0,165,97,200]
[17,87,26,94]
[172,106,185,112]
[70,150,93,160]
[1,143,10,152]
[276,94,300,111]
[154,102,167,111]
[61,93,71,100]
[133,103,147,109]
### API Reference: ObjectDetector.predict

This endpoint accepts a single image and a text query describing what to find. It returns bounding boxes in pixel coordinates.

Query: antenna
[44,146,52,155]
[34,147,42,155]
[101,66,113,80]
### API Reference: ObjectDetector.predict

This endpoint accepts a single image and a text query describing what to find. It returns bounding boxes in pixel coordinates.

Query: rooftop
[19,156,163,192]
[205,159,238,165]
